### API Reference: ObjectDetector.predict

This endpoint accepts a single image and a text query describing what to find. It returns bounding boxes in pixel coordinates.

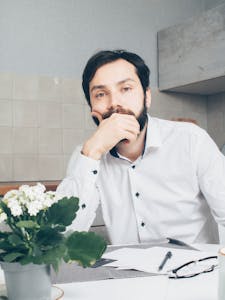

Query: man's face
[89,59,151,128]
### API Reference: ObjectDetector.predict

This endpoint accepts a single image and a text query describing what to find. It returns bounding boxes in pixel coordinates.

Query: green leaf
[36,228,63,247]
[19,256,33,265]
[19,243,66,271]
[3,252,24,262]
[0,201,12,218]
[8,234,23,246]
[0,240,16,252]
[66,231,107,267]
[0,232,10,239]
[53,225,66,232]
[34,244,66,271]
[16,220,39,229]
[46,197,79,227]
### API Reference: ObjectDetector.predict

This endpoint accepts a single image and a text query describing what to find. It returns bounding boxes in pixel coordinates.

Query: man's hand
[82,113,140,160]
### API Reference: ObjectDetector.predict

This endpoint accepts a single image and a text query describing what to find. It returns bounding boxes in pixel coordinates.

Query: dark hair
[82,50,150,106]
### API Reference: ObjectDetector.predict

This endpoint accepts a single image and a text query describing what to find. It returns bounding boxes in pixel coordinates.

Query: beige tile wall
[0,72,95,181]
[0,72,208,182]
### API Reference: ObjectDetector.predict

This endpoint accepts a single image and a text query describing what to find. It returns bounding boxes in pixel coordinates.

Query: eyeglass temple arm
[171,255,218,274]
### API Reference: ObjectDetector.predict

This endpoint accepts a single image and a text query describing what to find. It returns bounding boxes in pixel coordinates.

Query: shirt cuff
[68,151,101,183]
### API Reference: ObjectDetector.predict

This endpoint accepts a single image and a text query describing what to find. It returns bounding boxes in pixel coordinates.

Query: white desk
[57,271,218,300]
[0,243,221,299]
[55,243,220,300]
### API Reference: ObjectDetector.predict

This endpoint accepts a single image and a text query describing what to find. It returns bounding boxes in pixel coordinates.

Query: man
[57,50,225,245]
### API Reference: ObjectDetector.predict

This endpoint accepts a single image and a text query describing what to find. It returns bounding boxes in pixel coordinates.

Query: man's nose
[108,92,121,108]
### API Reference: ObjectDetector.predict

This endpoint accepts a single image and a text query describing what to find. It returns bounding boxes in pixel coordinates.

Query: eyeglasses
[168,256,218,279]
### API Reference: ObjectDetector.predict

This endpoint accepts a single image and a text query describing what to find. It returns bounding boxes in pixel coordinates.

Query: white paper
[102,247,216,274]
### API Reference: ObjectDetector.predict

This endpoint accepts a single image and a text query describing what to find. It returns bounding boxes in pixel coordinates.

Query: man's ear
[145,88,151,109]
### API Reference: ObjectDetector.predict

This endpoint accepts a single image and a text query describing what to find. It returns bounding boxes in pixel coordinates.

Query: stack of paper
[102,247,217,274]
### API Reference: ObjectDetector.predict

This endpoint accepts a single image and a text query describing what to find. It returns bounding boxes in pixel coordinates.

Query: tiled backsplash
[0,73,95,181]
[0,72,208,182]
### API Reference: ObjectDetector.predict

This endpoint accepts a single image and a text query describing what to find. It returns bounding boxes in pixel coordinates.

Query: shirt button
[81,204,86,209]
[92,170,98,174]
[132,165,135,169]
[141,222,145,227]
[135,192,140,197]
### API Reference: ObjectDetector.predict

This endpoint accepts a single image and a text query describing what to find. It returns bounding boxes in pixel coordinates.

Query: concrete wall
[204,0,225,10]
[207,92,225,243]
[158,2,225,94]
[207,92,225,149]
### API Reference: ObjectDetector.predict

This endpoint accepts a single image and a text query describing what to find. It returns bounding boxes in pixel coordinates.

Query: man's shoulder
[152,116,206,137]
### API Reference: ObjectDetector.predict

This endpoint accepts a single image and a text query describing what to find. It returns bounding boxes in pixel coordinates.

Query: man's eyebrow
[90,78,136,93]
[117,78,136,85]
[90,85,106,93]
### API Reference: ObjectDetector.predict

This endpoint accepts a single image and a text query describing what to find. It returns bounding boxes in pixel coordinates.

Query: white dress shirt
[56,115,225,245]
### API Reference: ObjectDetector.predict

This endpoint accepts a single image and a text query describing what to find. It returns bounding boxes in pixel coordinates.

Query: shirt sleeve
[196,130,225,226]
[56,146,101,231]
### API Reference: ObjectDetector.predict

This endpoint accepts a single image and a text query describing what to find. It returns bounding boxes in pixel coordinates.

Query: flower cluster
[0,183,106,270]
[1,183,57,219]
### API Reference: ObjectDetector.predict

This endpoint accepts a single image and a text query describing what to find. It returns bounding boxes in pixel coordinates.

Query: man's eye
[122,87,132,92]
[96,92,105,99]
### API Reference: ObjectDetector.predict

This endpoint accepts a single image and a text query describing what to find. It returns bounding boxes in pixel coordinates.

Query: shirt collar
[145,114,162,150]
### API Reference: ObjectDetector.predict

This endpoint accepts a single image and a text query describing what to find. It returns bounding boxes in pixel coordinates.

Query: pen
[158,251,172,271]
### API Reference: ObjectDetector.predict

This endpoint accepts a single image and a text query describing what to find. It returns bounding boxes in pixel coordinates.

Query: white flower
[7,198,23,217]
[3,189,19,202]
[18,184,30,193]
[33,183,46,194]
[19,185,36,202]
[0,212,7,223]
[2,183,55,217]
[43,191,56,208]
[26,200,43,216]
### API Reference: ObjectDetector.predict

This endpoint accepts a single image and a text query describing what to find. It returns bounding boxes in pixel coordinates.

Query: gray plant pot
[0,262,51,300]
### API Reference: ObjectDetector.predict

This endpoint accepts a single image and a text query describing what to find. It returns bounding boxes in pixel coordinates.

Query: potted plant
[0,183,107,300]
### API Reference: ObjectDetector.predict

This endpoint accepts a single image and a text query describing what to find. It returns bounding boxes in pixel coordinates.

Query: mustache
[102,106,135,119]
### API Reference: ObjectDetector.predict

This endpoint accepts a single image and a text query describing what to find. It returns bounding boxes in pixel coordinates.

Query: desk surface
[55,243,220,300]
[57,270,217,300]
[0,243,221,300]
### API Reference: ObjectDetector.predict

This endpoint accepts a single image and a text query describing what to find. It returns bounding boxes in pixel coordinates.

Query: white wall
[0,0,207,87]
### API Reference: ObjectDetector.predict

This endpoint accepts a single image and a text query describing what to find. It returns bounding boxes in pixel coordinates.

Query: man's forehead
[89,59,139,89]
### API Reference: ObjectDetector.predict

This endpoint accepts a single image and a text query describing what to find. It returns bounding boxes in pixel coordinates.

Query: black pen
[158,251,172,271]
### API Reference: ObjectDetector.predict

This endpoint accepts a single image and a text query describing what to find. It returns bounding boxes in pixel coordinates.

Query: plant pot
[0,262,51,300]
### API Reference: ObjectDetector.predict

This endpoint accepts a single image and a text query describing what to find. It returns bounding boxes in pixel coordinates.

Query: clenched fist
[82,109,140,160]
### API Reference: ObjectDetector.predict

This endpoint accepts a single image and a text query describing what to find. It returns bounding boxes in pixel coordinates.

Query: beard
[92,97,148,132]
